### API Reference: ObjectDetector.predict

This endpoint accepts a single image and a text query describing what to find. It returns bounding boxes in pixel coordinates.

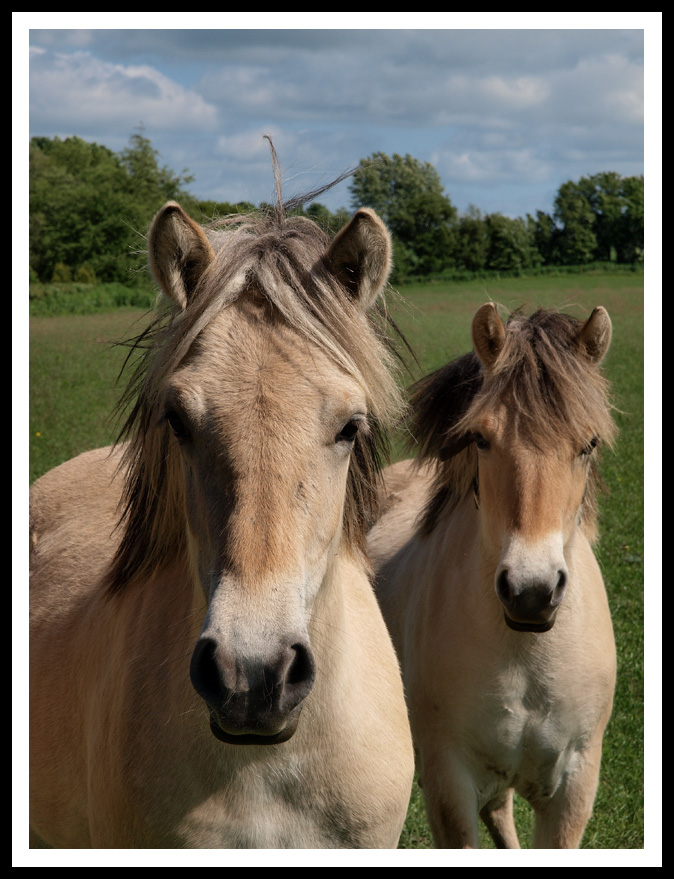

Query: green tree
[527,211,559,266]
[577,172,625,262]
[553,181,598,266]
[305,202,351,236]
[120,129,194,205]
[452,207,490,272]
[485,213,541,272]
[349,153,457,279]
[29,132,195,284]
[551,173,644,265]
[620,175,644,262]
[389,191,457,277]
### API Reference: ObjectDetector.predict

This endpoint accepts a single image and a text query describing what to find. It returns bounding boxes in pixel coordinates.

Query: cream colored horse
[30,195,414,848]
[368,303,617,849]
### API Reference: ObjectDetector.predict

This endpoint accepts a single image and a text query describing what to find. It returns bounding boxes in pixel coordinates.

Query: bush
[51,262,72,283]
[29,282,157,316]
[74,264,97,284]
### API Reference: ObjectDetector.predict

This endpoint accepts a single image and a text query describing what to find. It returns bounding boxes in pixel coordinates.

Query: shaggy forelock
[410,308,617,538]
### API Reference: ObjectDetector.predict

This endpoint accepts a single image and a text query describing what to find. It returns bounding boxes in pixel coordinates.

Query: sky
[20,15,656,222]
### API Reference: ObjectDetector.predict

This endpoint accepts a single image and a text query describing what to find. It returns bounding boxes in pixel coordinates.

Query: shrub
[74,264,97,284]
[51,262,72,283]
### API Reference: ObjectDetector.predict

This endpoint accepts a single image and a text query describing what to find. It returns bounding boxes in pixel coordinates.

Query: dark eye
[473,433,490,451]
[164,408,191,443]
[581,437,599,457]
[335,417,364,445]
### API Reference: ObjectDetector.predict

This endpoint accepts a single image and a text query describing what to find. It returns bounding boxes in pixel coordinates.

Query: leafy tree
[553,182,598,266]
[552,172,644,265]
[120,129,194,205]
[349,153,457,279]
[527,211,560,266]
[485,213,541,272]
[305,202,351,236]
[452,207,490,272]
[620,175,644,262]
[576,172,626,262]
[29,132,194,284]
[389,191,457,277]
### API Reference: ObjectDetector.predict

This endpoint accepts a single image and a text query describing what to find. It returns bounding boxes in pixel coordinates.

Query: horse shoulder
[30,446,124,548]
[367,459,436,660]
[369,459,434,566]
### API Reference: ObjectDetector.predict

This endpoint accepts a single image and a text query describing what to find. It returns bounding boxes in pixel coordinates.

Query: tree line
[29,135,644,287]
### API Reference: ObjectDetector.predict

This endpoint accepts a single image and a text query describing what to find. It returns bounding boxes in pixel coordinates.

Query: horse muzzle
[189,635,316,746]
[496,566,567,633]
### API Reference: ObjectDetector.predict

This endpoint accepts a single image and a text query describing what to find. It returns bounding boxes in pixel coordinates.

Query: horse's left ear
[148,202,215,310]
[325,208,392,310]
[472,302,506,371]
[577,306,612,363]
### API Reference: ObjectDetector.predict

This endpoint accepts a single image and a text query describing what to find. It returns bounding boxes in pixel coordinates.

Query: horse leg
[480,788,520,848]
[419,751,480,848]
[531,745,603,848]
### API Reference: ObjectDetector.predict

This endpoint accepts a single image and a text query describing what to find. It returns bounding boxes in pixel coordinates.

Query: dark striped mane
[409,308,617,538]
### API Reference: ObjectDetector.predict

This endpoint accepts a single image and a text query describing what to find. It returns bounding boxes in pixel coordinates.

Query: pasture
[28,271,644,849]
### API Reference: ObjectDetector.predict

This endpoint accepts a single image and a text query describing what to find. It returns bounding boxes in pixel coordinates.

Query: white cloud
[433,145,551,185]
[30,49,218,134]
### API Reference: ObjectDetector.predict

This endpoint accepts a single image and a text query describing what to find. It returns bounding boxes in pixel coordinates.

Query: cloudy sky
[20,14,656,221]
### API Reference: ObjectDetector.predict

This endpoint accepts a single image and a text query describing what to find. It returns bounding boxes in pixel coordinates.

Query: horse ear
[472,302,506,370]
[148,202,215,310]
[577,306,612,363]
[325,208,392,310]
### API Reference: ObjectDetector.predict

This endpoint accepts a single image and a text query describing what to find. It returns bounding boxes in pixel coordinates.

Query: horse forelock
[414,309,617,538]
[106,210,406,596]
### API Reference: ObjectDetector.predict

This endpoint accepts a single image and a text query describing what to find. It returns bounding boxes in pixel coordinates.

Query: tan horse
[368,303,617,849]
[29,193,414,848]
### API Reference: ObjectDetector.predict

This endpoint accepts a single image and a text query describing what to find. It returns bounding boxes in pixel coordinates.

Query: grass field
[27,271,646,851]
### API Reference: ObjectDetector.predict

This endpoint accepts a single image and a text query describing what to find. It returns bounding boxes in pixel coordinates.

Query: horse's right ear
[325,208,392,311]
[148,202,215,310]
[472,302,506,371]
[577,306,612,363]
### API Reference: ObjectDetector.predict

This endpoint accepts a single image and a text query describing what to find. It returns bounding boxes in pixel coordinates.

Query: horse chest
[463,673,588,805]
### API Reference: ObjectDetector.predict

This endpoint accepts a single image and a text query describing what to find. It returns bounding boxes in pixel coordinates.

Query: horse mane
[410,308,617,540]
[105,169,408,597]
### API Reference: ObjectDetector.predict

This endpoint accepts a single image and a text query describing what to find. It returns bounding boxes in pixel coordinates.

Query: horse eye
[581,437,599,457]
[164,408,191,443]
[473,433,490,451]
[335,417,363,444]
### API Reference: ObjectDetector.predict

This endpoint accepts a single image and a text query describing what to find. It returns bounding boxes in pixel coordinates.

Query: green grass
[28,272,644,850]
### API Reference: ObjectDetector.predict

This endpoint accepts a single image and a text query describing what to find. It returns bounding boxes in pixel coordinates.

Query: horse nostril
[496,569,511,603]
[189,637,222,704]
[284,643,316,707]
[551,569,567,606]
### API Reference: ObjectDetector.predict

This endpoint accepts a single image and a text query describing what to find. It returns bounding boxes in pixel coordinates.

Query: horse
[29,188,415,847]
[367,302,617,849]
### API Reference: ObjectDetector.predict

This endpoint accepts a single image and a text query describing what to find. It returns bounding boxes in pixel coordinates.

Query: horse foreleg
[531,746,603,848]
[419,751,480,848]
[480,788,520,848]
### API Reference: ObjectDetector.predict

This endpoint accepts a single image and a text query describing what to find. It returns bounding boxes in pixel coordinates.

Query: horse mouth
[208,713,298,746]
[503,613,555,633]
